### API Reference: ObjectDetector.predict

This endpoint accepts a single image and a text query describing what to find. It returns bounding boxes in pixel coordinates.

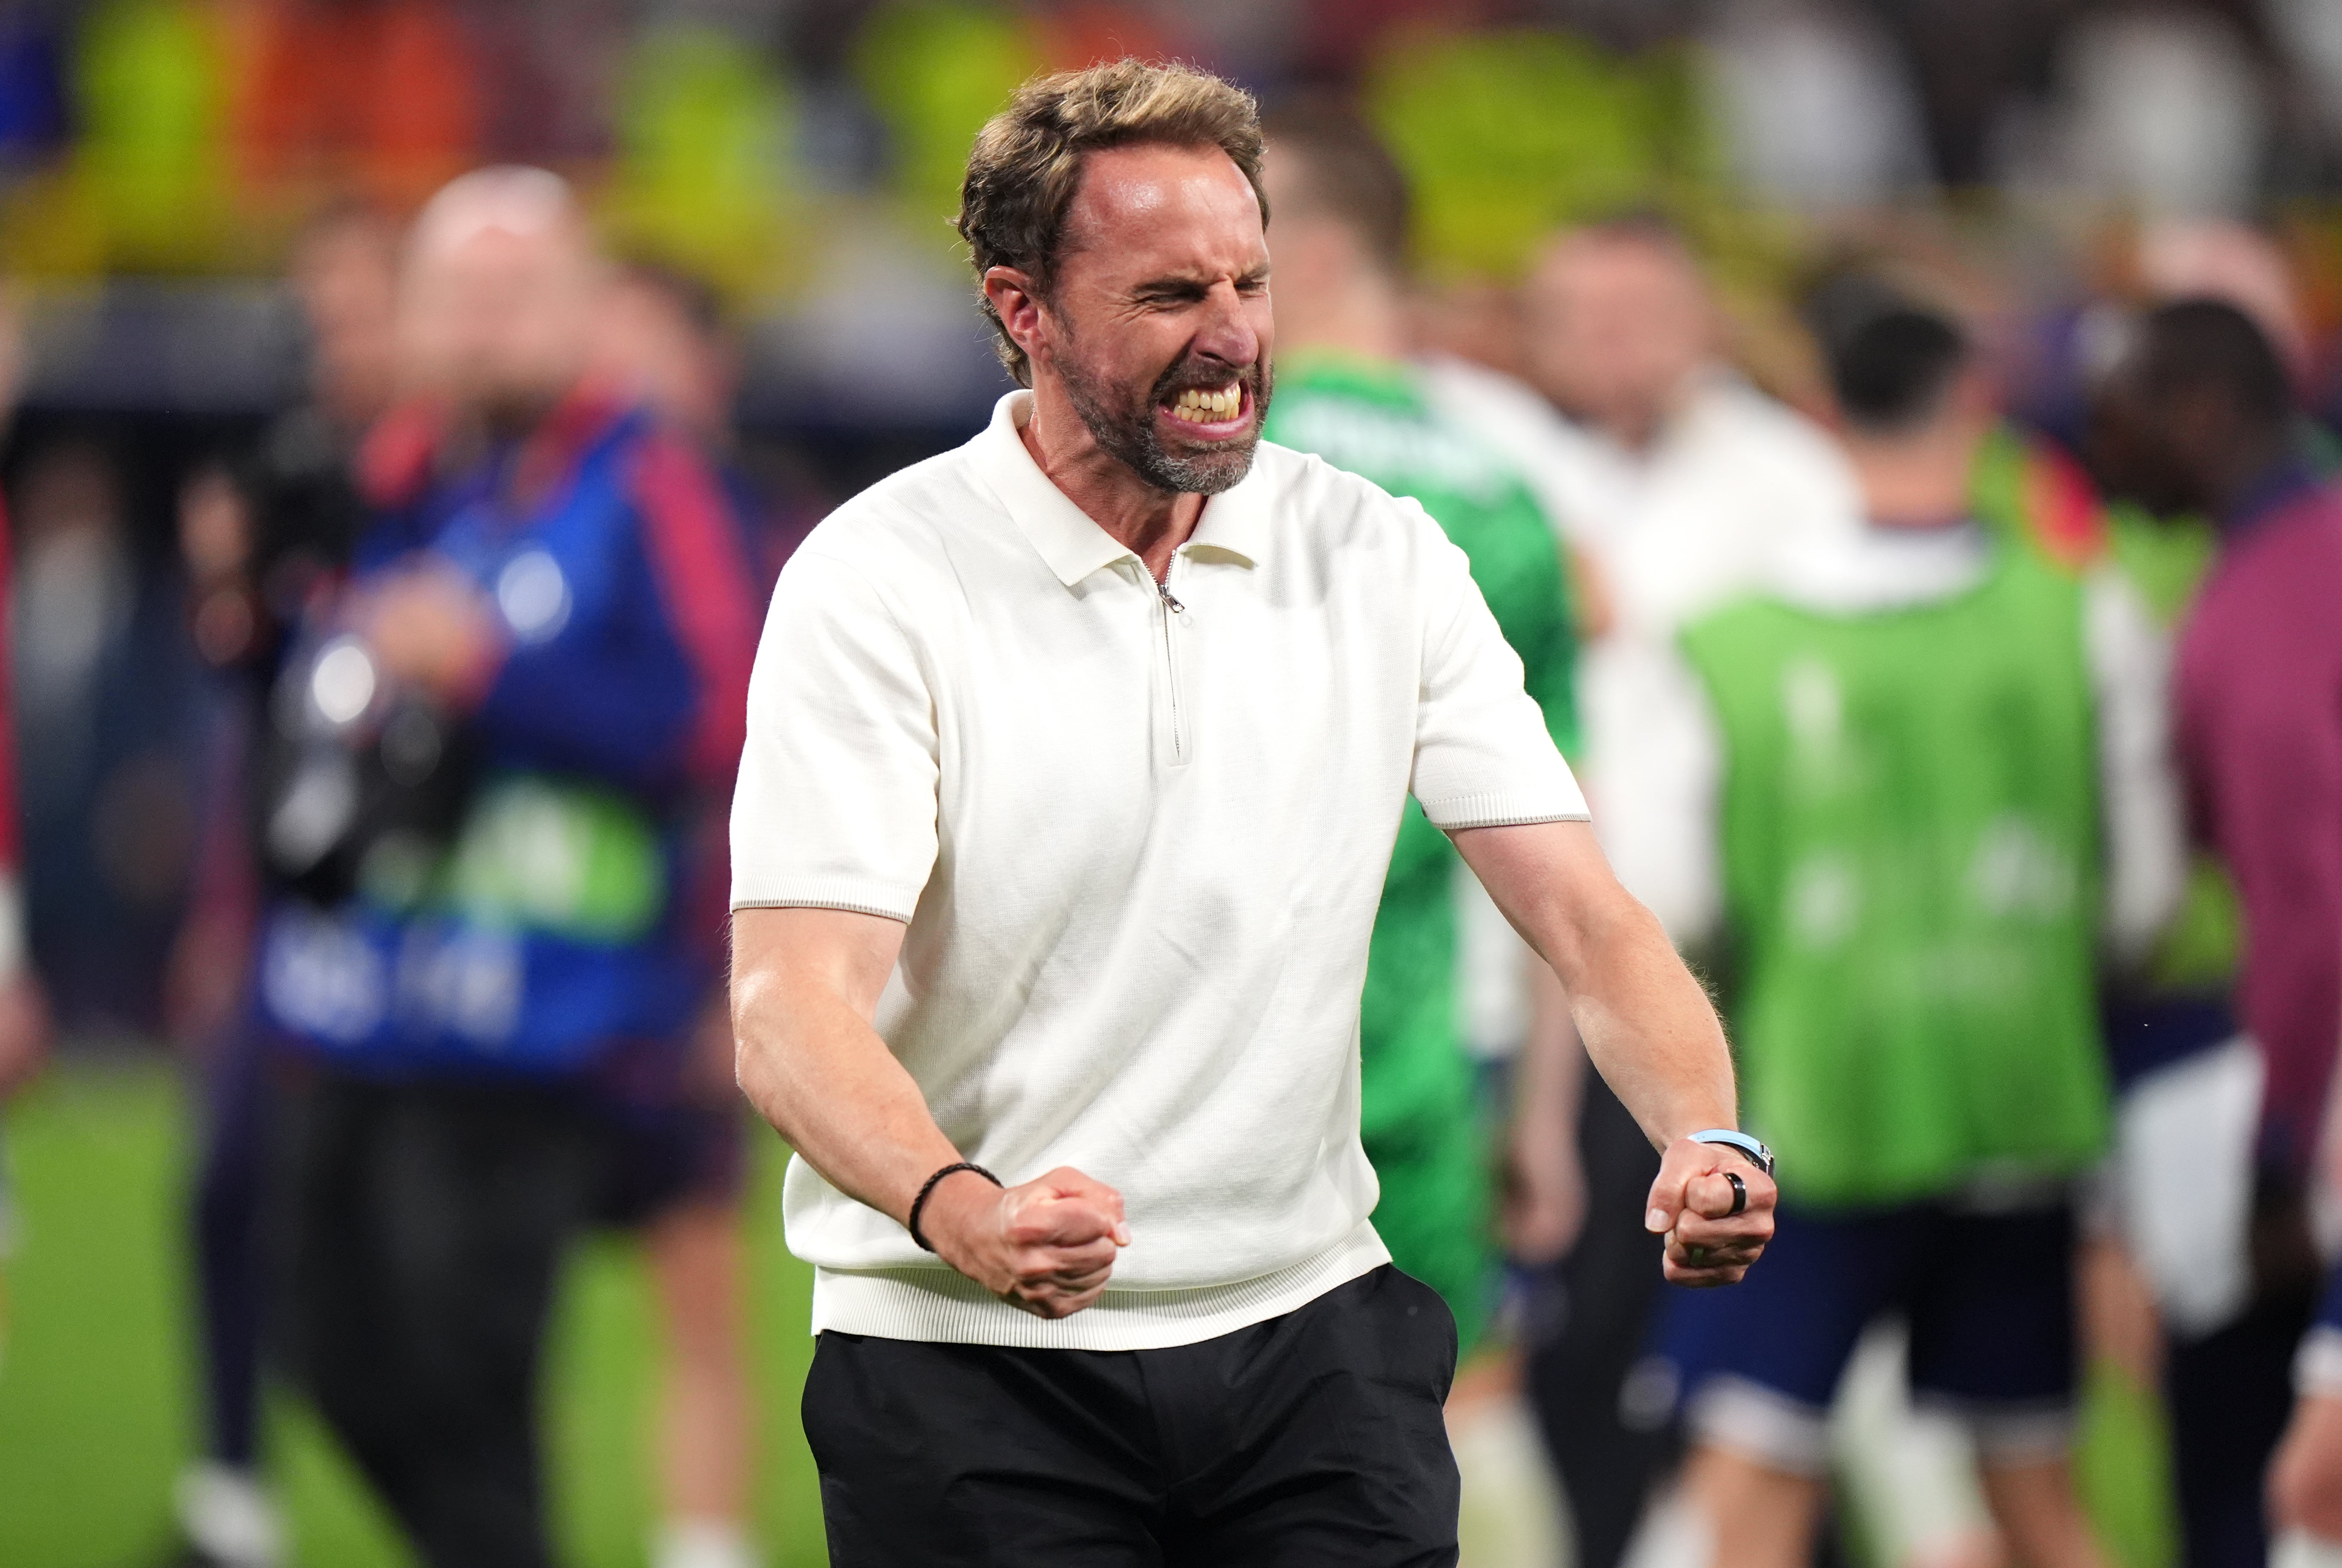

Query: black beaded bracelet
[908,1161,1002,1252]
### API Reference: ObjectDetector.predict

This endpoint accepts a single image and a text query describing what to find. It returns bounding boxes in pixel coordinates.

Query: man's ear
[984,266,1050,371]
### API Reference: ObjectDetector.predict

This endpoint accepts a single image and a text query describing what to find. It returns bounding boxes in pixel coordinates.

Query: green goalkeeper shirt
[1263,351,1579,1143]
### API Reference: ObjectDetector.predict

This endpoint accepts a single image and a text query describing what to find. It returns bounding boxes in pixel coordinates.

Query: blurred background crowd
[16,0,2342,1038]
[4,0,2342,1566]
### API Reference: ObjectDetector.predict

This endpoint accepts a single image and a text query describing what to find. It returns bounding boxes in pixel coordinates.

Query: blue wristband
[1689,1129,1774,1176]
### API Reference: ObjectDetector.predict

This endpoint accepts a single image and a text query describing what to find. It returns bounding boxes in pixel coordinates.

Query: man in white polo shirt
[729,59,1775,1565]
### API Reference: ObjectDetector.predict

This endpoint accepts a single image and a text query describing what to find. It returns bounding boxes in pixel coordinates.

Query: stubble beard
[1056,342,1274,497]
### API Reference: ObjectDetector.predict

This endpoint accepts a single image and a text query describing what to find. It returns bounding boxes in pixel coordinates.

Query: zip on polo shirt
[1150,555,1191,769]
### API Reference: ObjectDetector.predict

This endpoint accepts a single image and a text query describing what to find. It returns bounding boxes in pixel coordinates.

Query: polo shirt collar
[974,390,1269,586]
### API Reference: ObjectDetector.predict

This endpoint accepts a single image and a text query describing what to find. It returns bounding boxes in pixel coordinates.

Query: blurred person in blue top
[256,167,759,1568]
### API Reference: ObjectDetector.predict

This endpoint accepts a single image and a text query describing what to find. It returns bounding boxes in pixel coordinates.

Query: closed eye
[1132,270,1271,307]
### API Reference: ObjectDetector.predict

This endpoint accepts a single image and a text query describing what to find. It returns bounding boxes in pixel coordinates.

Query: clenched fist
[920,1166,1131,1319]
[1646,1136,1776,1287]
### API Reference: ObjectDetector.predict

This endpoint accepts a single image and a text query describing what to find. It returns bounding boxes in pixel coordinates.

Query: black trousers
[276,1072,609,1568]
[2166,1276,2317,1568]
[804,1264,1462,1567]
[192,1008,273,1470]
[1525,1075,1672,1568]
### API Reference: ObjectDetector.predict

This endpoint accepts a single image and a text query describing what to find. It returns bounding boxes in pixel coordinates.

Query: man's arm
[730,906,1129,1318]
[1452,819,1773,1286]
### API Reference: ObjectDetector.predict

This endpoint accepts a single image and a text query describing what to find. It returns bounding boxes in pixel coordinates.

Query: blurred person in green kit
[1619,277,2183,1568]
[1258,105,1579,1356]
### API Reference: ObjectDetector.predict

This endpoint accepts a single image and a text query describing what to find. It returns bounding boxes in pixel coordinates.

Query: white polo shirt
[732,390,1587,1349]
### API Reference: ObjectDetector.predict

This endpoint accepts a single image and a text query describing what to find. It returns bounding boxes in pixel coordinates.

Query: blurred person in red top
[0,282,57,1382]
[2093,300,2342,1568]
[0,286,50,1099]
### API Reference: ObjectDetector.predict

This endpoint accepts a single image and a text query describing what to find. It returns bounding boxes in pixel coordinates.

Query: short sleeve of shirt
[1404,500,1591,829]
[730,548,940,920]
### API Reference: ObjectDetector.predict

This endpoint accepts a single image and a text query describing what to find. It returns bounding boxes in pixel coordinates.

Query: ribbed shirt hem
[807,1221,1392,1350]
[1421,793,1591,831]
[733,877,923,922]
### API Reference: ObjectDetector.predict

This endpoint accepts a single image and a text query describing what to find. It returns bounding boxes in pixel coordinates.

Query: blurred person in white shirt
[1420,216,1859,1568]
[1424,215,1859,645]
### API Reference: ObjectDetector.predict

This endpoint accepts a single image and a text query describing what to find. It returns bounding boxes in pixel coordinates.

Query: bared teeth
[1169,383,1243,422]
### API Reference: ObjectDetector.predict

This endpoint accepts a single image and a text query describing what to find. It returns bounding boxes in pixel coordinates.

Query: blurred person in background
[1257,102,1580,1364]
[10,423,200,1030]
[585,257,769,1568]
[1985,233,2310,1548]
[1256,104,1580,1556]
[595,262,739,463]
[254,166,758,1568]
[0,282,56,1372]
[2091,300,2342,1568]
[1424,214,1861,1568]
[166,201,400,1568]
[2000,233,2305,1568]
[1501,215,1858,641]
[1620,281,2179,1568]
[595,259,809,576]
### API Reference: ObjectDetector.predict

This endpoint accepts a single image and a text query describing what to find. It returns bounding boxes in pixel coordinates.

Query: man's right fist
[920,1165,1130,1319]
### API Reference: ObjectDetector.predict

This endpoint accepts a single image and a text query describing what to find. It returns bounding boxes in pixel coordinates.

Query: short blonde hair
[956,59,1266,386]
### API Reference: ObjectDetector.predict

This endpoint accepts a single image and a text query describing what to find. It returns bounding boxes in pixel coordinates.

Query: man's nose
[1193,281,1260,369]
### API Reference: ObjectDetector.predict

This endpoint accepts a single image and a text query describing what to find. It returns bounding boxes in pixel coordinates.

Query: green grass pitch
[0,1061,2179,1568]
[0,1061,830,1568]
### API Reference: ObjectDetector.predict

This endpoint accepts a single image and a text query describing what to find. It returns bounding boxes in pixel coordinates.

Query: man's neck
[1021,378,1202,582]
[1847,423,1983,531]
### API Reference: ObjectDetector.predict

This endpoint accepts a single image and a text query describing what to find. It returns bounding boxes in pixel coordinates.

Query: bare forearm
[728,907,1126,1315]
[1555,894,1734,1150]
[730,908,959,1228]
[1457,821,1769,1287]
[735,980,960,1226]
[1456,820,1736,1152]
